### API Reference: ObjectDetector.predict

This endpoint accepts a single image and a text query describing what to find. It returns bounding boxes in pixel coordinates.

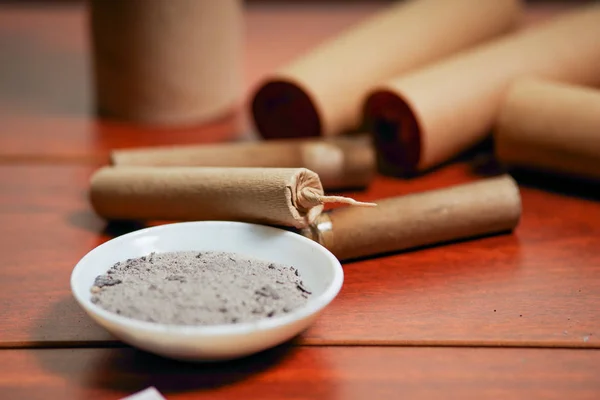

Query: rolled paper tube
[89,167,375,229]
[365,3,600,175]
[251,0,522,139]
[89,0,243,126]
[110,136,376,190]
[301,175,521,261]
[494,79,600,181]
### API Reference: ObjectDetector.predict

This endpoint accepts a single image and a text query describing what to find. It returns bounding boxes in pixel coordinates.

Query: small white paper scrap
[120,387,167,400]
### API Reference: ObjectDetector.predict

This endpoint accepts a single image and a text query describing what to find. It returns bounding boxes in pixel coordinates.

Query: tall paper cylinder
[365,3,600,175]
[110,136,376,190]
[301,175,521,261]
[251,0,522,139]
[89,0,242,126]
[494,79,600,181]
[89,167,373,229]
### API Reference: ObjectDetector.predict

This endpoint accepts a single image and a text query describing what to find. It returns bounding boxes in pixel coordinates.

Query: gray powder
[90,251,312,326]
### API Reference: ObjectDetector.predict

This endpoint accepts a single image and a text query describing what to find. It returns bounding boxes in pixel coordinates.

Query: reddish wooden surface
[1,163,599,348]
[0,1,599,398]
[1,346,600,400]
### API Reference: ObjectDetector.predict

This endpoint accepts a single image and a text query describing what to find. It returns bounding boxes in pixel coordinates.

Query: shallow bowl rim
[70,220,344,337]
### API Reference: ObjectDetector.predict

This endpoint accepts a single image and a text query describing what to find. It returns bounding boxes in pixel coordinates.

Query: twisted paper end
[298,187,377,209]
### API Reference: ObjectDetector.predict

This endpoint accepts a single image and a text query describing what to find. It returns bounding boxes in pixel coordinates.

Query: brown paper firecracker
[89,0,243,126]
[89,167,375,229]
[494,79,600,181]
[364,3,600,176]
[301,175,521,261]
[251,0,522,139]
[110,136,376,190]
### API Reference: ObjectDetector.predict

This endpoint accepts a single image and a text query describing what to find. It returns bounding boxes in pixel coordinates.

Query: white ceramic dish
[71,221,344,361]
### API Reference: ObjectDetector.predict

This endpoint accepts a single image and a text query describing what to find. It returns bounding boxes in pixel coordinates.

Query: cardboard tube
[251,0,522,139]
[110,136,376,190]
[301,175,521,260]
[494,79,600,181]
[89,0,242,126]
[365,3,600,175]
[89,167,374,229]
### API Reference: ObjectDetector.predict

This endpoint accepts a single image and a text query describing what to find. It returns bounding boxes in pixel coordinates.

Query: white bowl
[71,221,344,361]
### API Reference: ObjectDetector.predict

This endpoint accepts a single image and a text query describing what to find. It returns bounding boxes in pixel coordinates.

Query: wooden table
[1,1,599,399]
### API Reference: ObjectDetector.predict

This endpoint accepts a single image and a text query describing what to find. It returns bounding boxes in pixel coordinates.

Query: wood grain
[1,346,599,400]
[1,164,599,348]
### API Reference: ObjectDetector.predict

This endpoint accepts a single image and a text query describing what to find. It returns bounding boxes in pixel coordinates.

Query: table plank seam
[1,340,598,350]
